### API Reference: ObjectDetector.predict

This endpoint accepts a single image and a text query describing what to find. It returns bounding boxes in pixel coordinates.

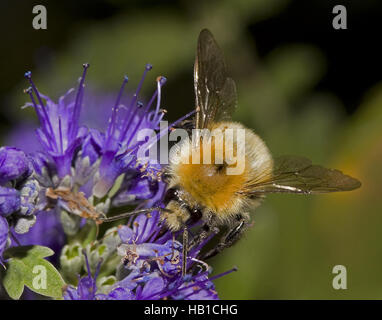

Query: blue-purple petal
[15,211,66,263]
[118,225,134,244]
[81,130,104,165]
[0,186,21,216]
[0,147,31,183]
[27,151,53,177]
[108,287,135,300]
[139,276,165,300]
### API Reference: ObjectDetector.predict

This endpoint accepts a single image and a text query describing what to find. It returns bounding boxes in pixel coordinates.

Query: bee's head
[161,192,190,232]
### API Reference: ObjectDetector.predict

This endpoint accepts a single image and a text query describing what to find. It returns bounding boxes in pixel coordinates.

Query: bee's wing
[242,156,361,195]
[194,29,237,129]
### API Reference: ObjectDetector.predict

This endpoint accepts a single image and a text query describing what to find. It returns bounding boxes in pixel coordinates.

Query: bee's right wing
[241,156,361,195]
[194,29,237,129]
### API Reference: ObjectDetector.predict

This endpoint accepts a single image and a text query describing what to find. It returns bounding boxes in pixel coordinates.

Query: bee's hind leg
[200,215,248,260]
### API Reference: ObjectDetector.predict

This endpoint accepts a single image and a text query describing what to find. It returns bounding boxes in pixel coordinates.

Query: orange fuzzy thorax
[175,145,249,215]
[168,122,273,220]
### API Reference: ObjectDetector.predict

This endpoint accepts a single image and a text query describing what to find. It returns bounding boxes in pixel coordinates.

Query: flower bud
[60,243,84,283]
[0,147,31,183]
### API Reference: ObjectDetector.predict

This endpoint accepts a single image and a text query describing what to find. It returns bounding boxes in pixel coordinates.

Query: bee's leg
[187,213,220,252]
[181,207,215,275]
[186,224,219,274]
[188,223,219,251]
[182,226,189,277]
[201,216,248,260]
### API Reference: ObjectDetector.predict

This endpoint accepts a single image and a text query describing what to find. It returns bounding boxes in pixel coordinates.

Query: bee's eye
[190,207,203,222]
[163,187,178,205]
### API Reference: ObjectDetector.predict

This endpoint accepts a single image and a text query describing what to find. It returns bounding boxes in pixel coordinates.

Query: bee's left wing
[241,156,361,195]
[194,29,237,129]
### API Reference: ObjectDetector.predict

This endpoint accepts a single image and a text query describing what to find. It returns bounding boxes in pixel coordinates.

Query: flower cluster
[63,213,235,300]
[0,146,42,265]
[0,64,234,300]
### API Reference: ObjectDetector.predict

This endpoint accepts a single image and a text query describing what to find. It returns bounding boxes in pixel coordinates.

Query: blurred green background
[0,0,381,299]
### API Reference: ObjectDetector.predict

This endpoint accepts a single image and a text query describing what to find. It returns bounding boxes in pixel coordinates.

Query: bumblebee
[160,29,361,273]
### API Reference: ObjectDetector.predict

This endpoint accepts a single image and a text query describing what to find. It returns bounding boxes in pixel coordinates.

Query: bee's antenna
[100,207,171,223]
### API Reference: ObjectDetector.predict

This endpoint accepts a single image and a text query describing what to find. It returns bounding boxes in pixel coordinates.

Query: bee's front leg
[201,215,249,260]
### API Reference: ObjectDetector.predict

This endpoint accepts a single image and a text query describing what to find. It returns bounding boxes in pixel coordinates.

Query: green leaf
[4,245,54,259]
[2,245,65,300]
[2,259,27,300]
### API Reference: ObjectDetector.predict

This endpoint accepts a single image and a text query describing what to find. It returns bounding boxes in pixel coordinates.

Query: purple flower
[0,147,39,217]
[21,64,193,211]
[63,208,235,300]
[21,65,176,208]
[0,146,41,263]
[24,65,89,178]
[0,147,31,184]
[63,251,103,300]
[4,62,227,301]
[92,66,167,198]
[91,66,194,199]
[112,236,224,300]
